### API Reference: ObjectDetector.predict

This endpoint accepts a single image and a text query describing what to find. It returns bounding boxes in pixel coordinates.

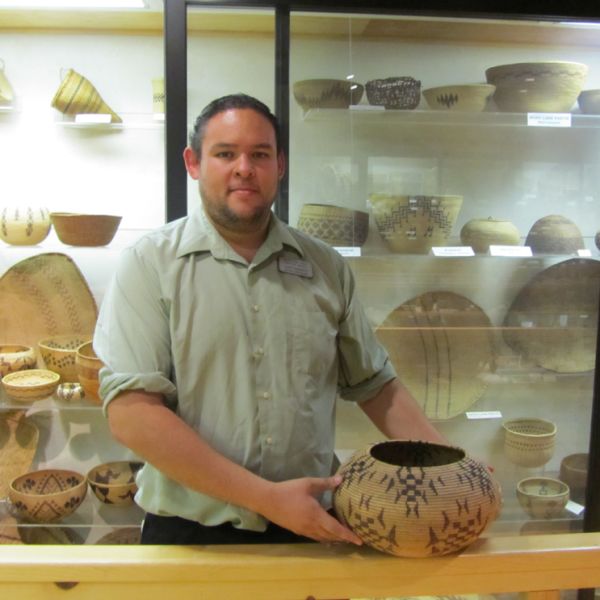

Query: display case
[285,9,600,540]
[165,0,600,554]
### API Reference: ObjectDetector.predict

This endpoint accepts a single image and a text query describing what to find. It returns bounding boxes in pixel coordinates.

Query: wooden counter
[0,532,599,600]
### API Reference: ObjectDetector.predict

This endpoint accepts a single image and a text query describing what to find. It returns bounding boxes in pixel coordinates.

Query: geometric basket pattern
[333,441,502,557]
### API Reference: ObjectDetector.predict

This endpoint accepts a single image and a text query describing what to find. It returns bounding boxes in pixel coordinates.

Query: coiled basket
[333,440,502,557]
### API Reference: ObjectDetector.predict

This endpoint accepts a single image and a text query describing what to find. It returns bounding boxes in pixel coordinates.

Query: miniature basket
[503,418,557,468]
[333,440,502,557]
[296,204,369,247]
[366,77,421,109]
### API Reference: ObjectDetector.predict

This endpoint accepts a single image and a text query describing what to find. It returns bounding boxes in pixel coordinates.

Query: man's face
[183,108,285,234]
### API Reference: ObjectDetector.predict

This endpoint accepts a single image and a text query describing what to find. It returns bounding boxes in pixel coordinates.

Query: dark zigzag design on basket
[295,82,352,107]
[426,504,489,555]
[436,93,459,108]
[46,266,86,333]
[13,266,59,335]
[377,197,454,239]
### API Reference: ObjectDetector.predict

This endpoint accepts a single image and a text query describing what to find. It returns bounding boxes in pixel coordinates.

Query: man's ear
[277,150,286,181]
[183,146,201,180]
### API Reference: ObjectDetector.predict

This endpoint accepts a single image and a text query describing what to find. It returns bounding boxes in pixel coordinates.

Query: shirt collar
[176,205,304,261]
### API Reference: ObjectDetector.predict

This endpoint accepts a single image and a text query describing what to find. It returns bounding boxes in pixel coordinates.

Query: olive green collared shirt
[94,207,395,531]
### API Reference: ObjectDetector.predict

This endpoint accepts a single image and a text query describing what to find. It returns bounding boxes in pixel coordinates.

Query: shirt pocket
[287,304,338,403]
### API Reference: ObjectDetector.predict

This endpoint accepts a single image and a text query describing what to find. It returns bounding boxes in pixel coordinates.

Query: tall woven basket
[333,440,502,557]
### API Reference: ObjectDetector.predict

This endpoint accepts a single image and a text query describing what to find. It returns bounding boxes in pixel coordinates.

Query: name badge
[278,256,313,278]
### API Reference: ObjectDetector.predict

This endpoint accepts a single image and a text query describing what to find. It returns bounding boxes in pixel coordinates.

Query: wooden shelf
[1,7,599,49]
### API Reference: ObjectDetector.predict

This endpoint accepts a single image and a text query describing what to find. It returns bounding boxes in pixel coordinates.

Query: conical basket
[333,440,502,557]
[50,68,122,123]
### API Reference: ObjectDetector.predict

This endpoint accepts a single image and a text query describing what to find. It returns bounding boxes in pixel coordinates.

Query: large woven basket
[296,204,369,247]
[50,68,122,123]
[375,291,495,420]
[333,440,502,557]
[525,214,584,255]
[485,61,587,113]
[370,194,462,254]
[503,258,600,373]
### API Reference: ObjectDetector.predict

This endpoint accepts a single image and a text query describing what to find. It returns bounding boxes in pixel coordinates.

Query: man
[94,93,446,545]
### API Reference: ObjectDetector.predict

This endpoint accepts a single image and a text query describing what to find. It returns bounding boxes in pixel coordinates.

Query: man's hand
[260,476,363,546]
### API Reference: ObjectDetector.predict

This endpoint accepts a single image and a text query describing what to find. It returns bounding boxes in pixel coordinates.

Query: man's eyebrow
[210,142,275,150]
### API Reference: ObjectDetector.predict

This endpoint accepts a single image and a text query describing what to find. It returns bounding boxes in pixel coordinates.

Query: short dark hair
[189,93,281,157]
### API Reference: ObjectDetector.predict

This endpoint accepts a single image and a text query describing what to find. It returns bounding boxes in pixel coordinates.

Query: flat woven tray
[0,253,97,351]
[0,410,39,501]
[376,290,495,420]
[503,257,600,373]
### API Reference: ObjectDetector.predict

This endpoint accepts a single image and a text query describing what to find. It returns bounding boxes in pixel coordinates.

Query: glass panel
[0,1,164,544]
[290,11,600,538]
[185,6,275,214]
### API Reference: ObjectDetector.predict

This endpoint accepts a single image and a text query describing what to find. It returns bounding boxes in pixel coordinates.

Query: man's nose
[234,153,254,177]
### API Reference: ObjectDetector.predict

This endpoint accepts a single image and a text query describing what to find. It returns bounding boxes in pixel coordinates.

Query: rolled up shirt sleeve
[336,260,397,403]
[94,244,178,413]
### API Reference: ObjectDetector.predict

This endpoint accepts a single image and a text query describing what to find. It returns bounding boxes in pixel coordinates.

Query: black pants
[141,513,315,545]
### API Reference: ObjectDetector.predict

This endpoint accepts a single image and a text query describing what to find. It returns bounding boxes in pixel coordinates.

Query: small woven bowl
[87,461,143,506]
[1,368,60,402]
[9,468,87,523]
[50,212,121,247]
[366,77,421,109]
[578,89,600,114]
[503,418,557,468]
[0,344,36,377]
[292,79,364,110]
[423,84,495,112]
[516,477,569,519]
[559,453,588,504]
[76,341,104,405]
[38,334,91,382]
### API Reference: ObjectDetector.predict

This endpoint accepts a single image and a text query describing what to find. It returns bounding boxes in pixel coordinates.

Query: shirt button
[266,436,273,445]
[262,392,270,400]
[252,304,260,312]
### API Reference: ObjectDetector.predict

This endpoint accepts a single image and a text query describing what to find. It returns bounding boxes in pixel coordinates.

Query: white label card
[431,246,475,257]
[578,249,592,257]
[335,247,362,257]
[465,411,503,420]
[527,113,572,128]
[489,245,532,257]
[74,113,112,124]
[565,500,585,516]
